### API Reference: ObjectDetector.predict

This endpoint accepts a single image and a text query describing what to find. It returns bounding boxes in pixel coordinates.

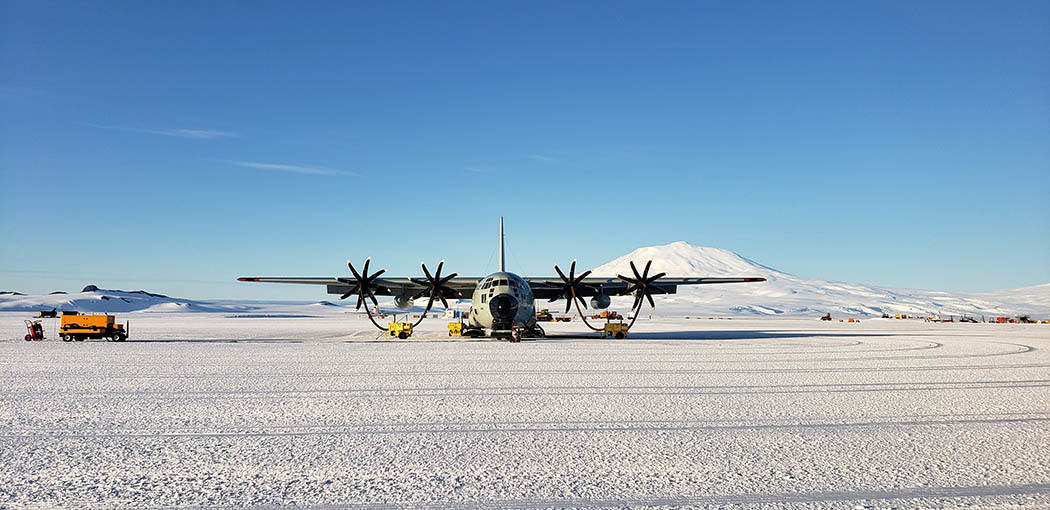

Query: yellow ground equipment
[388,321,413,339]
[536,309,553,322]
[553,316,573,322]
[603,322,629,339]
[59,313,127,342]
[447,322,463,337]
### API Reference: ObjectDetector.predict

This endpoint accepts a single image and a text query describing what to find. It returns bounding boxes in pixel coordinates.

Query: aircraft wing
[524,276,766,300]
[237,276,483,299]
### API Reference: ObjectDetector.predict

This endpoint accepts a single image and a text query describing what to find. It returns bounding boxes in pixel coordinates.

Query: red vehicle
[24,320,44,341]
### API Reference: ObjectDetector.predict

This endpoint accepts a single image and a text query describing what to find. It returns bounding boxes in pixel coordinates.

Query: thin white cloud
[0,86,47,103]
[525,154,559,163]
[144,128,238,139]
[81,122,239,139]
[224,160,358,177]
[464,166,505,175]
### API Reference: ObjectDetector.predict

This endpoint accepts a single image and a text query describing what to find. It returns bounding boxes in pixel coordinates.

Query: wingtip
[237,277,259,282]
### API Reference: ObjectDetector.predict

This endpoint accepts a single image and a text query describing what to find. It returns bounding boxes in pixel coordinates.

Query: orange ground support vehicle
[59,313,128,342]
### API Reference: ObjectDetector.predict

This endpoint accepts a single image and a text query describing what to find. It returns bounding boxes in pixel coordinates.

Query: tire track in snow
[4,415,1049,439]
[7,378,1048,399]
[372,483,1050,509]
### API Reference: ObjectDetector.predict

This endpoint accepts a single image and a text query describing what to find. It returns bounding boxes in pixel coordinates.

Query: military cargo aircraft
[238,218,765,339]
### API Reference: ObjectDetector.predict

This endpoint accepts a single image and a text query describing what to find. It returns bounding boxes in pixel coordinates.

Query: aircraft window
[481,294,487,303]
[497,279,507,286]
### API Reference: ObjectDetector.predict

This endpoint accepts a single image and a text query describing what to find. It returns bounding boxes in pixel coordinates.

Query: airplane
[238,217,765,341]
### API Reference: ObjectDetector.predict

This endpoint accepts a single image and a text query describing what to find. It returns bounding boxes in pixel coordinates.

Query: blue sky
[1,1,1047,300]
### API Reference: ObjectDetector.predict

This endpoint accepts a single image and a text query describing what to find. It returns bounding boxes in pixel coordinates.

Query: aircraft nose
[489,294,519,320]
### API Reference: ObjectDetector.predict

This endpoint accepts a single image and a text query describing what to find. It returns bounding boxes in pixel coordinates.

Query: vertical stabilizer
[498,216,505,272]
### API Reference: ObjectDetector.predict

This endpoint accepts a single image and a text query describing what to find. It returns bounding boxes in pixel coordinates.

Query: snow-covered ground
[2,313,1048,508]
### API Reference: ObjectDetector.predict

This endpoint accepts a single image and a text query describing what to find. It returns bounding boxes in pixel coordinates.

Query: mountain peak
[591,241,785,278]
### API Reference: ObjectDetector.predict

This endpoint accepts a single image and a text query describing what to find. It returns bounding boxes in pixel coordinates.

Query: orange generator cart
[59,313,128,342]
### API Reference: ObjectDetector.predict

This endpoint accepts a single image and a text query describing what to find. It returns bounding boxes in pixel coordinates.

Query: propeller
[336,257,386,310]
[410,260,459,314]
[550,259,593,313]
[617,260,667,311]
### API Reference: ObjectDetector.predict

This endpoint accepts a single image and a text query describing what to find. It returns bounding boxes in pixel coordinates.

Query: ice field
[2,313,1049,508]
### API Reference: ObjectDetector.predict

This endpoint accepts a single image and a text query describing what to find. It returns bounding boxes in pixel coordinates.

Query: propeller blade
[617,274,638,285]
[554,264,568,281]
[347,260,362,281]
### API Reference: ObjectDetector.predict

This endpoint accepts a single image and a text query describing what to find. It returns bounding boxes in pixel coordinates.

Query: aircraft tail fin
[498,216,505,272]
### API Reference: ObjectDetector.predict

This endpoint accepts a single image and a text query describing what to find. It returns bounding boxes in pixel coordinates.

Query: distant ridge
[0,287,246,313]
[2,245,1046,318]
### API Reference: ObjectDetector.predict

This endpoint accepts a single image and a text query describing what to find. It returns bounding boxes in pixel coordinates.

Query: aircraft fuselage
[468,271,536,333]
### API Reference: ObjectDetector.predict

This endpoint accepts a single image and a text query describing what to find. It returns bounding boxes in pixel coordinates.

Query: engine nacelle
[590,294,611,309]
[393,295,414,310]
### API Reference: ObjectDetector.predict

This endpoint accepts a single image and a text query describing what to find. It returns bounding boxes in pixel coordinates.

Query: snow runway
[2,315,1048,508]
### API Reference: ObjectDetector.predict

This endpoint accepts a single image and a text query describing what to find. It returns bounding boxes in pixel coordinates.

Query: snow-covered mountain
[591,241,1048,318]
